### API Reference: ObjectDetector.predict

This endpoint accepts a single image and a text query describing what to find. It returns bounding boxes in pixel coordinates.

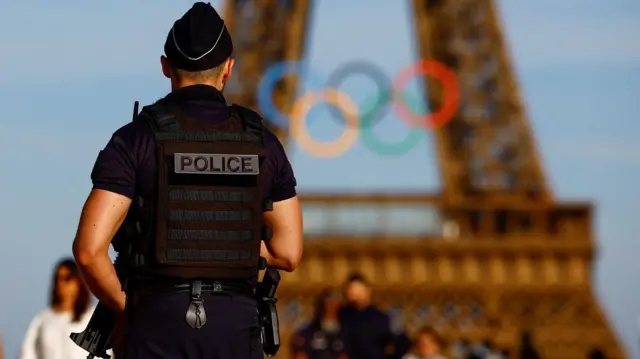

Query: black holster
[256,269,281,357]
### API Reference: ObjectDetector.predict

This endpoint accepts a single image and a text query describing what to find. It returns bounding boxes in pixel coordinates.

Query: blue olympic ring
[257,61,325,128]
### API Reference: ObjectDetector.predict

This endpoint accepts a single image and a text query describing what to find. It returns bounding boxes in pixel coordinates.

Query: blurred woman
[292,289,348,359]
[19,258,94,359]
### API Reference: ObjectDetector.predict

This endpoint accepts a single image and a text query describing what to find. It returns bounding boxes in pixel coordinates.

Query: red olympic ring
[391,59,460,129]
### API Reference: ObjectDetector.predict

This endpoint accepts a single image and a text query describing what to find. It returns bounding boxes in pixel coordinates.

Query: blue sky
[0,0,638,357]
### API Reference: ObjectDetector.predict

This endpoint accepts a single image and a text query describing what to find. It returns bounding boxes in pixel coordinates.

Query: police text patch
[174,153,259,175]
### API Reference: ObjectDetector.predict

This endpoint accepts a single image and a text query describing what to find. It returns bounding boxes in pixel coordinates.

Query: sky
[0,0,639,357]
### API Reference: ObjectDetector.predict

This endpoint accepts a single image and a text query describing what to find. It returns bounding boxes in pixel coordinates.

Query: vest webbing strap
[155,132,262,143]
[169,189,253,202]
[167,249,251,261]
[168,229,252,241]
[169,210,251,222]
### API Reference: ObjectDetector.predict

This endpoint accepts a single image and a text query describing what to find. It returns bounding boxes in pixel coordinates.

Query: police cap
[164,2,233,72]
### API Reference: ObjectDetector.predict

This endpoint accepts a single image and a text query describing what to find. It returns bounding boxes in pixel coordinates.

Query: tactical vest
[119,101,272,280]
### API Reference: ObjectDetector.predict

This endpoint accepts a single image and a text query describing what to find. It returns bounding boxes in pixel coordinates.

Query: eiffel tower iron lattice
[222,1,628,358]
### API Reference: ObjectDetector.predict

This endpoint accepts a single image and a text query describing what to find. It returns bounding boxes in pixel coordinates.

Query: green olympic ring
[359,91,426,156]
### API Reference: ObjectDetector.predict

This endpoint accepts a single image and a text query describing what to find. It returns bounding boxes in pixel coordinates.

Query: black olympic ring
[323,60,392,128]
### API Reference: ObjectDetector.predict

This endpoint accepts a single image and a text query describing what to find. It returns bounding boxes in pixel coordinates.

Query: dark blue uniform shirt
[339,305,393,359]
[91,84,296,204]
[293,323,347,359]
[90,85,297,359]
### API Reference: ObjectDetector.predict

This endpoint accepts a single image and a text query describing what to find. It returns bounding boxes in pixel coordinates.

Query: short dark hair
[172,63,225,83]
[49,258,91,322]
[345,272,369,285]
[171,55,231,83]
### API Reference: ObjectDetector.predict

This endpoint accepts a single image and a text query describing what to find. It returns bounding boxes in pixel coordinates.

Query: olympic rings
[289,89,360,158]
[324,60,392,128]
[288,89,426,158]
[254,58,461,157]
[360,91,425,156]
[392,59,460,129]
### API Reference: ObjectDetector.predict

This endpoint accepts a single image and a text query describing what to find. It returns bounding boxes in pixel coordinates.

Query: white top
[19,307,95,359]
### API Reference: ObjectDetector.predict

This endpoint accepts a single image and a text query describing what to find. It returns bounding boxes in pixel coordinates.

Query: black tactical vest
[118,101,272,280]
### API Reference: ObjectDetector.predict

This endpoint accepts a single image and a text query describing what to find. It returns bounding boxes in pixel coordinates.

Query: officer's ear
[160,55,171,79]
[222,57,235,82]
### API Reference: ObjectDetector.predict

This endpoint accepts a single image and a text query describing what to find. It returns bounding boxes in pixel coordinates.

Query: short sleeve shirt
[90,84,297,203]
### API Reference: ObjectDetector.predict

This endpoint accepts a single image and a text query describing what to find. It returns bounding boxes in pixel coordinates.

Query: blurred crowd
[5,258,613,359]
[291,273,505,359]
[290,273,612,359]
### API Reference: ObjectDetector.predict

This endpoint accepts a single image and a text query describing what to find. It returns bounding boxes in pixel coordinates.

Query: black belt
[130,281,255,300]
[127,280,256,330]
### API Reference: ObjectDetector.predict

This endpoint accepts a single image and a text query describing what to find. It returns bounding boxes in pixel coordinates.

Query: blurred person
[517,331,539,359]
[19,258,93,359]
[402,326,447,359]
[339,273,394,359]
[292,289,348,359]
[72,2,301,359]
[389,329,412,359]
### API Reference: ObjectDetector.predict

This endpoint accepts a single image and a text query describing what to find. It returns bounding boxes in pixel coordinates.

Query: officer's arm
[73,189,131,312]
[262,196,303,271]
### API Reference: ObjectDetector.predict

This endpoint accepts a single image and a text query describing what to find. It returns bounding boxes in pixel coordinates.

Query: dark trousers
[123,291,262,359]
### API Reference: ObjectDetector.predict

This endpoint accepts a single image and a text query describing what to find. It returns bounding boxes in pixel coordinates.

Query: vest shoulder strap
[229,104,265,141]
[136,101,263,144]
[137,101,180,132]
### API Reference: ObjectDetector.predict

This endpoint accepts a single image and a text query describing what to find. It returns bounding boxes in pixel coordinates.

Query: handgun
[256,269,281,357]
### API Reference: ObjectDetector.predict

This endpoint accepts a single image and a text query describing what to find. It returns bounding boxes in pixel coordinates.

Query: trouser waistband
[128,281,255,302]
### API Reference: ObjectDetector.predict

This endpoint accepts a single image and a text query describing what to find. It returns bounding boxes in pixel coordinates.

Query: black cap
[164,2,233,72]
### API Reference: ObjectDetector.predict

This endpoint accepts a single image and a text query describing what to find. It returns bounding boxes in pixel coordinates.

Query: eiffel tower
[222,1,628,358]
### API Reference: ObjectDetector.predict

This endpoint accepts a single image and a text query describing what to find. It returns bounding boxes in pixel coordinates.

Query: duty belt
[130,280,254,299]
[128,280,256,330]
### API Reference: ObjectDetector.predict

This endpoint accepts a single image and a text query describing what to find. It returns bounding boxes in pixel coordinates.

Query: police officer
[292,289,348,359]
[71,3,303,359]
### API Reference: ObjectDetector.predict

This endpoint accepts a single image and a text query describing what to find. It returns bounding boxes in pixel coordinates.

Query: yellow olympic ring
[289,89,360,158]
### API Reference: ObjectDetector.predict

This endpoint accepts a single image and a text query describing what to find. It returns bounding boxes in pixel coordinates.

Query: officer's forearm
[76,252,126,312]
[260,241,297,271]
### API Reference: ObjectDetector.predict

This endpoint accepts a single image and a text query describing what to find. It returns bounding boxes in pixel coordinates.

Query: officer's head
[414,326,443,356]
[161,2,235,91]
[344,273,371,308]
